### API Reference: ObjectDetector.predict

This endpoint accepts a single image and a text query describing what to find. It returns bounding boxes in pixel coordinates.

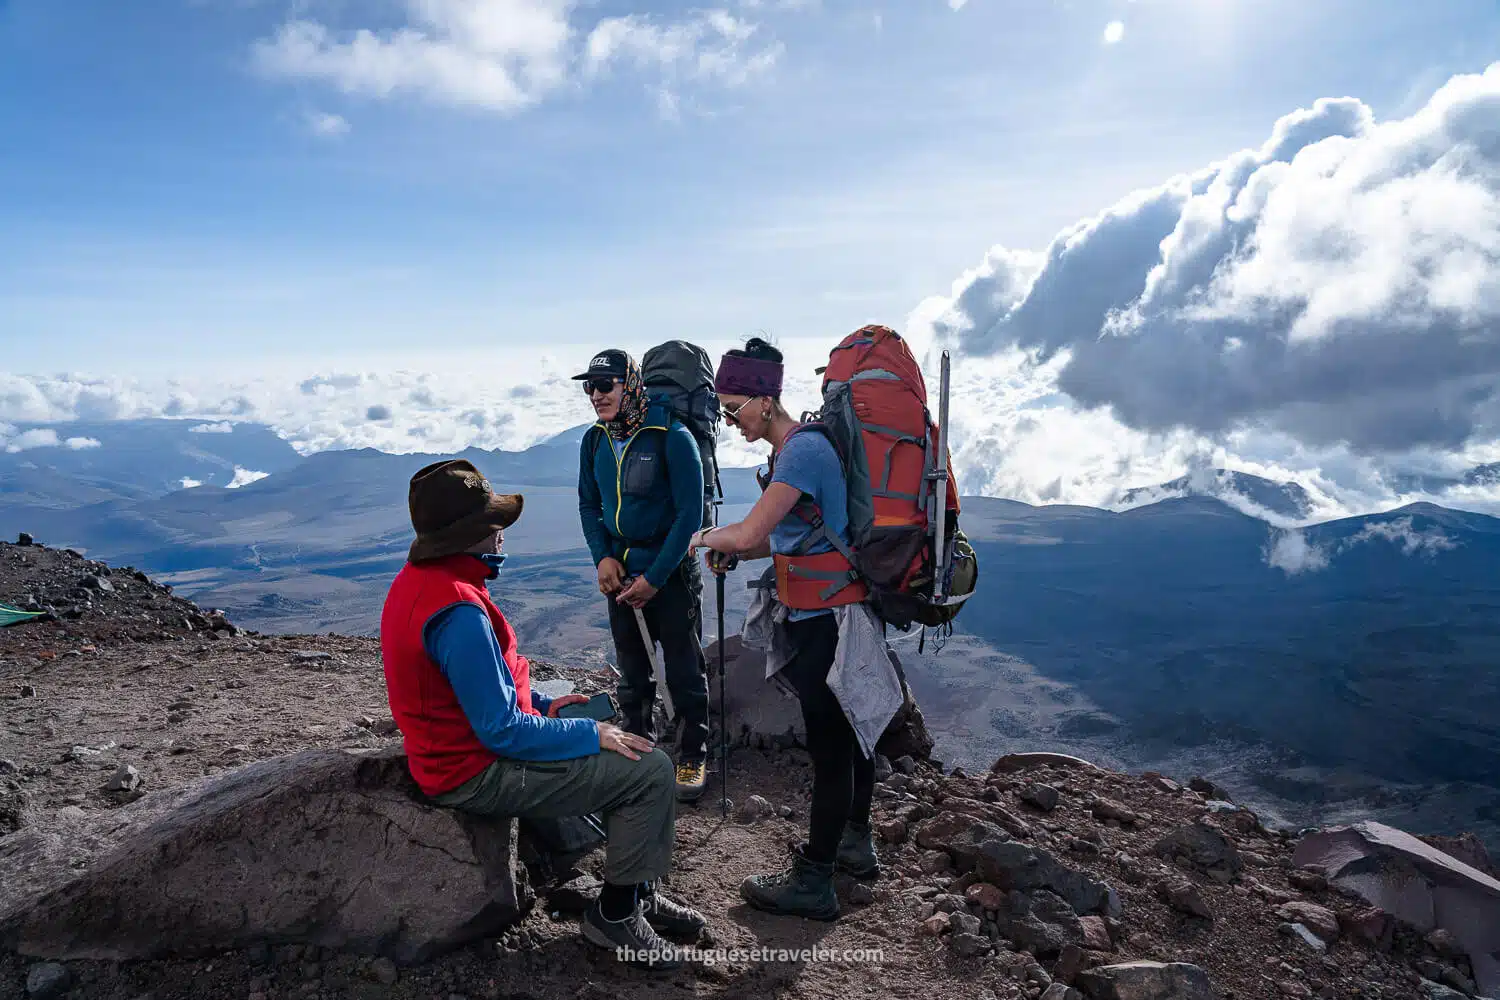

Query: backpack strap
[764,424,860,566]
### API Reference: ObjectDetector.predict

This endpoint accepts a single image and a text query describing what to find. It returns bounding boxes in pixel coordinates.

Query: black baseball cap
[571,349,631,381]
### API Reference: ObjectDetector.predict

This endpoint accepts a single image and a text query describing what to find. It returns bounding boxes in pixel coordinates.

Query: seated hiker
[574,349,712,802]
[380,459,707,970]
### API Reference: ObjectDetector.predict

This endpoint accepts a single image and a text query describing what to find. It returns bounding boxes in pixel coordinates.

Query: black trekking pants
[607,558,709,762]
[781,613,876,865]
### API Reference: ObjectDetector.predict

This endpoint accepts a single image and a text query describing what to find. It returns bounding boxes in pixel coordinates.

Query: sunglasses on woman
[722,395,760,427]
[582,377,622,396]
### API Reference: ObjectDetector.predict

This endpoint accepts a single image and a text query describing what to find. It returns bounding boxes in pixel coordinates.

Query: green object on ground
[0,603,45,628]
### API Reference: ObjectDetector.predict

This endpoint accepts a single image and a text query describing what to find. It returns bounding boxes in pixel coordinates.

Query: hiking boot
[740,845,840,921]
[675,759,708,802]
[835,821,879,880]
[581,900,683,970]
[641,889,708,939]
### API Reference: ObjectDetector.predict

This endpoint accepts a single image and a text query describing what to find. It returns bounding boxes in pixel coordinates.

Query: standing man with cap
[380,458,707,969]
[575,349,712,803]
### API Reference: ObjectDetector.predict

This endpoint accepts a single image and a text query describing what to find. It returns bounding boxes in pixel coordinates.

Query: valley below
[4,419,1498,851]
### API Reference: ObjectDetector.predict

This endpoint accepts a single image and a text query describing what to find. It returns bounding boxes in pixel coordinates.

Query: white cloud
[1344,516,1458,557]
[923,64,1500,456]
[948,0,968,10]
[64,437,101,450]
[3,428,60,453]
[180,477,204,489]
[305,110,351,136]
[189,421,235,433]
[902,63,1500,521]
[1264,529,1330,575]
[1265,515,1457,575]
[254,1,781,115]
[1102,21,1124,45]
[226,467,271,489]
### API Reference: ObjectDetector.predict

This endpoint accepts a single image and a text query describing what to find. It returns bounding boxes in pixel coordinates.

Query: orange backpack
[766,325,969,629]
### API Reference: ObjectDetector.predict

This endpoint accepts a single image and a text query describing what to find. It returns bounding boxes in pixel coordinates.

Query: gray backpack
[642,341,721,530]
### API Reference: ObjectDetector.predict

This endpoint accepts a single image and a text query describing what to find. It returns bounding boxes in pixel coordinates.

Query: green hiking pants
[431,748,677,886]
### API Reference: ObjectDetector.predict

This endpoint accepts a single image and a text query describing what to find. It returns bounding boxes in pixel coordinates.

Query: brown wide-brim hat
[406,459,523,563]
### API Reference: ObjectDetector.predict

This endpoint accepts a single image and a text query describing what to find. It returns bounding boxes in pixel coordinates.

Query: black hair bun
[743,337,783,364]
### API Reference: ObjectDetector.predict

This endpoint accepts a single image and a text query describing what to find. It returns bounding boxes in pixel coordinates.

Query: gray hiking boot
[641,888,708,939]
[836,821,879,880]
[740,846,840,921]
[581,900,684,970]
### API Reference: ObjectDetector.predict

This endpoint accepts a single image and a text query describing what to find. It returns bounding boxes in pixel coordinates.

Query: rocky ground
[0,539,1491,1000]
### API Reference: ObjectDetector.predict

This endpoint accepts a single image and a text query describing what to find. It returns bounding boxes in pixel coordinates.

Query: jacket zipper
[608,423,669,570]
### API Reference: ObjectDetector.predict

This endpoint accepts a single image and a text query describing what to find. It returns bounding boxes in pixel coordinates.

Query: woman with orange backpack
[688,337,884,922]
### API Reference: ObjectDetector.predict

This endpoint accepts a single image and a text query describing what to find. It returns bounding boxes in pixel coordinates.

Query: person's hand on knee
[599,723,654,760]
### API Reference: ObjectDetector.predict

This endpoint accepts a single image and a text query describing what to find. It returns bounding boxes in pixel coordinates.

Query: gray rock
[0,746,531,964]
[1076,961,1216,1000]
[545,874,601,913]
[1022,783,1060,812]
[996,889,1084,955]
[1042,986,1083,1000]
[1279,922,1326,952]
[707,637,932,759]
[1151,822,1242,879]
[104,764,144,793]
[847,883,875,906]
[737,794,774,822]
[1418,981,1468,1000]
[1156,878,1212,920]
[81,575,114,593]
[874,755,894,782]
[894,755,918,776]
[369,956,399,985]
[975,834,1116,916]
[25,962,71,998]
[950,912,982,936]
[17,533,33,546]
[290,650,332,664]
[949,932,993,958]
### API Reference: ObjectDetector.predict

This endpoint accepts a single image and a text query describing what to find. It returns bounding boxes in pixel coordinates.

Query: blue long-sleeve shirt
[423,603,600,761]
[579,405,705,589]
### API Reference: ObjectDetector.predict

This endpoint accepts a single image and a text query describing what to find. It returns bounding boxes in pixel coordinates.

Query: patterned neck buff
[607,356,649,442]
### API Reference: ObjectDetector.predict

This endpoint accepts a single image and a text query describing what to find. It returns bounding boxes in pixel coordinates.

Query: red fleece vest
[380,554,539,796]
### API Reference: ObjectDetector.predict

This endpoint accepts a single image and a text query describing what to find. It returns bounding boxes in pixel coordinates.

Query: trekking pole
[716,565,728,817]
[931,350,952,604]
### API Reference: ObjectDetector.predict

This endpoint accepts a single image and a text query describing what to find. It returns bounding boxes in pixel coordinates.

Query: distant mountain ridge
[2,418,1499,847]
[1117,468,1316,520]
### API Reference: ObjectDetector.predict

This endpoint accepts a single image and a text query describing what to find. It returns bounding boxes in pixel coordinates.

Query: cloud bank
[7,67,1500,523]
[906,62,1500,520]
[253,0,783,116]
[921,64,1500,456]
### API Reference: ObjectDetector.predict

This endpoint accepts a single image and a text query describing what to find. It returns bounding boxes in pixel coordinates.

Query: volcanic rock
[0,747,531,963]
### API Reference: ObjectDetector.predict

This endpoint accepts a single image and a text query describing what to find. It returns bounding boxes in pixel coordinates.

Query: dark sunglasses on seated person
[722,395,760,427]
[582,376,623,396]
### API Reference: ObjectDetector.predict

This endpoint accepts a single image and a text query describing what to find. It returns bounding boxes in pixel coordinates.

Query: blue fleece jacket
[578,403,704,589]
[423,603,600,761]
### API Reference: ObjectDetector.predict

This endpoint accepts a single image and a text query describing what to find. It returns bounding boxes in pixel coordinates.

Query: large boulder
[0,747,531,964]
[707,634,934,761]
[1077,962,1217,1000]
[914,812,1116,916]
[1294,820,1500,997]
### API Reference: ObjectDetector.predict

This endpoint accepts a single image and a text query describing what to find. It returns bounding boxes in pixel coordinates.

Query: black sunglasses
[722,396,760,427]
[582,376,622,396]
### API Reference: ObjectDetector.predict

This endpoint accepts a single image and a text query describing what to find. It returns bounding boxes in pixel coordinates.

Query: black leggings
[780,614,876,866]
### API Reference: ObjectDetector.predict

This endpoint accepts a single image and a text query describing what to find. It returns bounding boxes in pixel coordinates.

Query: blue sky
[3,0,1496,374]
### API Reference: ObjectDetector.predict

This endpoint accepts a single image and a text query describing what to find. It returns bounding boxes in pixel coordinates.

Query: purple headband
[715,354,783,399]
